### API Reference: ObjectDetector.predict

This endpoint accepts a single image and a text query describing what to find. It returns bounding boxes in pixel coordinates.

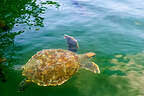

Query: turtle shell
[22,49,80,86]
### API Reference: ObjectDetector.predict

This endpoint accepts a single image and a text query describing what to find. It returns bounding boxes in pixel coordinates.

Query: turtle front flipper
[17,79,31,92]
[80,61,100,74]
[79,52,100,74]
[64,34,79,52]
[90,62,100,74]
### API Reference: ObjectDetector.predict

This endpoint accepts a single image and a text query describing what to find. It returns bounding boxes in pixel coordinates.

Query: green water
[1,0,144,96]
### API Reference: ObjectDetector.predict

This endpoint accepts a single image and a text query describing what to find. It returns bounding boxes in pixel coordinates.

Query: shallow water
[1,0,144,96]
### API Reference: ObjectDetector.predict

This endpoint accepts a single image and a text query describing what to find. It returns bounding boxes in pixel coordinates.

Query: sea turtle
[19,34,100,91]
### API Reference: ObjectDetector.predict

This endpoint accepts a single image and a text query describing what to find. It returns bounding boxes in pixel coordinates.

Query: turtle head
[85,52,96,58]
[79,52,100,74]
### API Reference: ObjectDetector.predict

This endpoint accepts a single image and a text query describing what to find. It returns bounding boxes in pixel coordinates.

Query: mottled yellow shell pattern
[22,49,80,86]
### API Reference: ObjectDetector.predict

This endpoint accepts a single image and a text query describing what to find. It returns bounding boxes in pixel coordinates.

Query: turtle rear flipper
[64,34,79,52]
[17,79,31,92]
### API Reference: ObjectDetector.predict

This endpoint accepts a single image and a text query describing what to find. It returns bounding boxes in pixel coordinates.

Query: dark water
[1,0,144,96]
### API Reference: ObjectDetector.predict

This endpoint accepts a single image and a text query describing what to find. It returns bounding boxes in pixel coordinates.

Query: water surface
[1,0,144,96]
